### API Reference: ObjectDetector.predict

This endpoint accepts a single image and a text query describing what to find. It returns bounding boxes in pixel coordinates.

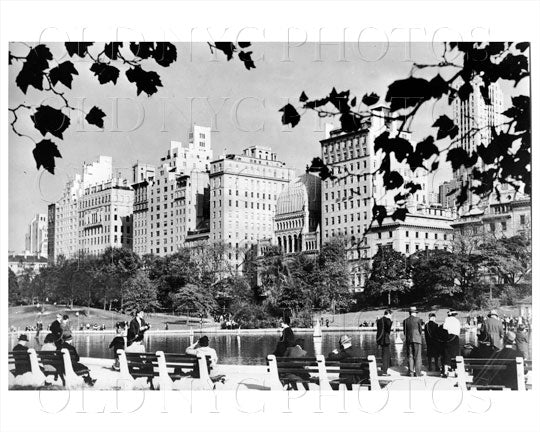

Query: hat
[429,312,436,318]
[409,306,417,313]
[447,309,458,316]
[18,334,29,342]
[504,331,516,343]
[339,335,351,345]
[198,335,209,347]
[63,334,73,341]
[489,310,498,317]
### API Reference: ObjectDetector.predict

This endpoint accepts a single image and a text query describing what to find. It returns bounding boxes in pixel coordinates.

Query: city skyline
[9,42,524,252]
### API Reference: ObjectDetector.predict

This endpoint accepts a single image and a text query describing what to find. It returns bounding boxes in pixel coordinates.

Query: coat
[482,317,505,350]
[127,317,149,346]
[403,315,423,345]
[376,317,392,346]
[50,319,63,341]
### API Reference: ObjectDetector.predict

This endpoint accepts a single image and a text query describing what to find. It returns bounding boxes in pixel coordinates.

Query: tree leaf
[238,50,255,70]
[515,42,529,52]
[153,42,177,67]
[65,42,93,58]
[32,139,62,174]
[383,170,404,190]
[279,103,300,128]
[362,92,380,106]
[391,207,408,221]
[339,112,362,132]
[129,42,154,59]
[385,77,430,111]
[446,148,470,171]
[85,106,106,128]
[104,42,123,60]
[15,44,53,94]
[125,65,163,96]
[457,81,473,101]
[49,61,79,89]
[31,105,71,139]
[299,91,308,102]
[90,62,120,85]
[214,42,236,60]
[429,74,450,99]
[238,42,251,49]
[372,205,387,226]
[433,115,459,140]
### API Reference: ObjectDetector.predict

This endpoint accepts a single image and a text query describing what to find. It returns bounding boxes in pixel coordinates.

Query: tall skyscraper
[209,145,296,271]
[452,76,503,190]
[134,125,213,257]
[25,213,48,257]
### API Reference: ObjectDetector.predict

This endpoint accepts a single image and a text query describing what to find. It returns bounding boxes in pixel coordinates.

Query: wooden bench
[117,350,222,390]
[36,350,90,387]
[267,354,380,391]
[8,350,33,377]
[454,356,527,390]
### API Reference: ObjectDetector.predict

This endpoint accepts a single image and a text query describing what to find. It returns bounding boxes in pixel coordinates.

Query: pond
[8,330,531,366]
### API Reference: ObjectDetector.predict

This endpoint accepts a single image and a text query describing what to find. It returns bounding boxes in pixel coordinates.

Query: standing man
[424,313,442,372]
[50,313,64,349]
[481,310,505,351]
[442,310,461,377]
[376,310,393,376]
[127,310,150,351]
[403,306,423,377]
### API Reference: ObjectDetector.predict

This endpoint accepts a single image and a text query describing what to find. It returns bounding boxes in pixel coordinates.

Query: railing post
[28,348,46,387]
[266,355,284,391]
[367,355,381,391]
[156,351,173,391]
[116,349,134,390]
[516,357,525,391]
[455,356,468,390]
[61,348,83,388]
[316,355,332,391]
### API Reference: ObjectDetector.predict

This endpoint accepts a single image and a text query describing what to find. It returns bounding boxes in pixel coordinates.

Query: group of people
[12,313,96,386]
[377,307,530,383]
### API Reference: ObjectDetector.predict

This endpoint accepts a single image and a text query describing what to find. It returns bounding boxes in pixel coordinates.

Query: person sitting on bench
[327,335,368,389]
[491,331,521,390]
[59,335,96,386]
[12,334,30,376]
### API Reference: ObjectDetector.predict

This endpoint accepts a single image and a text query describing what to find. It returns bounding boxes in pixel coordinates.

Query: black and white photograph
[1,1,539,432]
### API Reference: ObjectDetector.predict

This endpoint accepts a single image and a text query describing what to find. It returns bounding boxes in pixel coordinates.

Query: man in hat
[481,310,505,351]
[50,313,64,349]
[327,335,367,389]
[376,310,393,375]
[403,306,423,377]
[442,309,461,377]
[12,335,31,376]
[424,313,442,372]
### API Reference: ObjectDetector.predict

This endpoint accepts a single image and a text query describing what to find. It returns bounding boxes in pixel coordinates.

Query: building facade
[47,204,55,263]
[209,145,296,271]
[439,179,460,209]
[132,163,156,184]
[25,213,48,258]
[451,194,531,239]
[274,173,321,254]
[52,156,114,262]
[78,177,134,256]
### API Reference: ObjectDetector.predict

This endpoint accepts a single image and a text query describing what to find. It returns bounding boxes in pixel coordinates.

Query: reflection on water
[8,330,532,366]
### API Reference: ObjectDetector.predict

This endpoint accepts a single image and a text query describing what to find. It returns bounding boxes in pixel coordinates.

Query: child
[109,322,127,371]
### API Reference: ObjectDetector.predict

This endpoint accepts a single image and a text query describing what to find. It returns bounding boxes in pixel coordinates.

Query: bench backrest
[125,352,160,377]
[454,356,526,391]
[8,351,32,372]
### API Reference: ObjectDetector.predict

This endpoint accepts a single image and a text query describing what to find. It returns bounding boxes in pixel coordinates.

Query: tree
[482,233,531,287]
[122,270,159,314]
[280,42,530,234]
[169,284,217,317]
[364,247,410,306]
[409,249,461,304]
[8,268,20,305]
[311,239,351,312]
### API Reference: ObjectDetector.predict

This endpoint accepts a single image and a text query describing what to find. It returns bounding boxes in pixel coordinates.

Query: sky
[7,42,524,252]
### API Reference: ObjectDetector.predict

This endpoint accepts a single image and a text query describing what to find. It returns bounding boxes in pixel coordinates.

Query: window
[406,231,409,237]
[501,221,507,231]
[520,215,526,225]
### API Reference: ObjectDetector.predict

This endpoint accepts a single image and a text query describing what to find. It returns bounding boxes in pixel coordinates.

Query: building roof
[276,173,321,217]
